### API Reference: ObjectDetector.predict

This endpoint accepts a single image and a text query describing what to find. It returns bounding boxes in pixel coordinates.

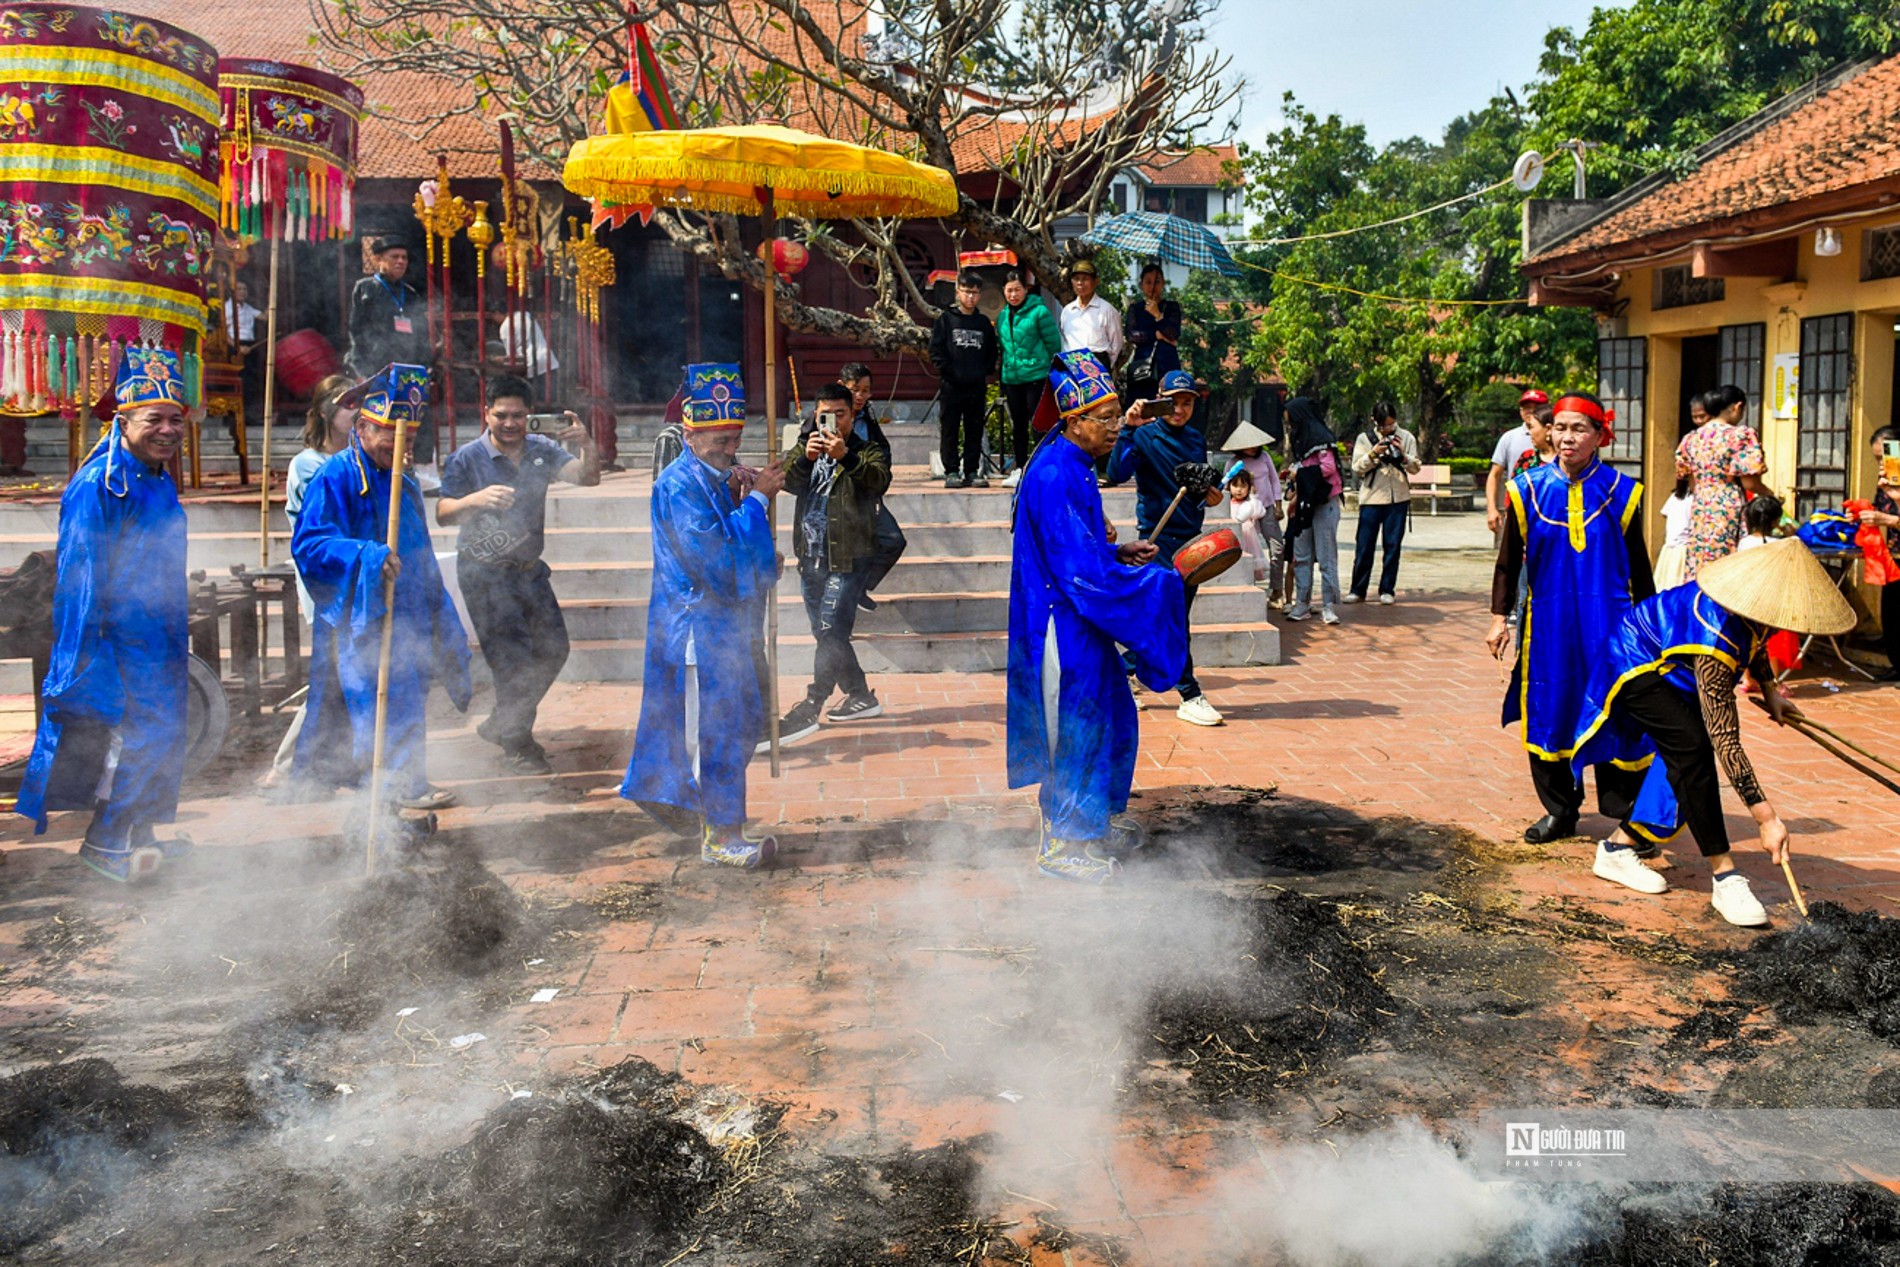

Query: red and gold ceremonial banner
[0,4,220,413]
[218,58,359,242]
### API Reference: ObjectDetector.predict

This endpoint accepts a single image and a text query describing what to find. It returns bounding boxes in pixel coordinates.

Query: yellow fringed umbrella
[563,123,958,220]
[562,123,957,778]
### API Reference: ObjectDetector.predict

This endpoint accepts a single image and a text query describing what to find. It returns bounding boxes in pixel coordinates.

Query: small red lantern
[758,236,809,276]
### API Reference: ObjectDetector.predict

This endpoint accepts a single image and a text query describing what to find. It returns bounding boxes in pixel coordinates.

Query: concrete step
[560,622,1278,682]
[555,584,1269,640]
[544,555,1029,601]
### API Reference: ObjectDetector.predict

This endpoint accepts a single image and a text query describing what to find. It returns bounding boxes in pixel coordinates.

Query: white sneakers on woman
[1593,841,1771,927]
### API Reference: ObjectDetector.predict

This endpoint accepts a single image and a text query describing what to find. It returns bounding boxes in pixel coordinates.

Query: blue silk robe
[16,436,187,837]
[1503,457,1648,766]
[1008,432,1187,840]
[1573,582,1761,840]
[290,441,471,798]
[622,454,775,828]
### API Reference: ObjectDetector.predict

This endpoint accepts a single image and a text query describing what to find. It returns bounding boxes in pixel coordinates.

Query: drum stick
[1144,486,1190,546]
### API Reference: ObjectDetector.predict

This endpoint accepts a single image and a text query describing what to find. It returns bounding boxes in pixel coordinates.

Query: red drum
[1173,527,1242,586]
[274,329,344,398]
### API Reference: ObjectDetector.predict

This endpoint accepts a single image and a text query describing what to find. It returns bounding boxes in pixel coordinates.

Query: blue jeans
[798,562,869,702]
[1350,501,1408,598]
[1291,498,1342,610]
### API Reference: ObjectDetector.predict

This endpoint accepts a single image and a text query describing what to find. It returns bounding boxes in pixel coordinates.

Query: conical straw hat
[1221,420,1275,452]
[1695,538,1857,635]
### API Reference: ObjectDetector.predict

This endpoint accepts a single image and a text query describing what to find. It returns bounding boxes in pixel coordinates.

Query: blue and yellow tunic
[1503,457,1647,764]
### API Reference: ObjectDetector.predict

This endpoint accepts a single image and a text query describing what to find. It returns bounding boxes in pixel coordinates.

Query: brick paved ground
[5,568,1900,1263]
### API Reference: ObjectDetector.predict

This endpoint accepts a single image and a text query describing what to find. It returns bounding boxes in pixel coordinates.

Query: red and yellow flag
[594,21,678,228]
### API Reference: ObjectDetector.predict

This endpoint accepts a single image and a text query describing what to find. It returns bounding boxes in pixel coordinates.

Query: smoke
[1235,1121,1593,1267]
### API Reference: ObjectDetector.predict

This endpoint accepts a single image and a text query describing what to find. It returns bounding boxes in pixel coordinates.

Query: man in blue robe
[290,364,470,810]
[1485,391,1665,872]
[1008,350,1187,884]
[16,348,192,882]
[623,363,786,869]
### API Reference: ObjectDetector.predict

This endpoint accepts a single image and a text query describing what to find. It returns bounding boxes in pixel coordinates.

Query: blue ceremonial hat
[683,362,746,430]
[111,345,189,414]
[340,363,430,429]
[1043,349,1118,429]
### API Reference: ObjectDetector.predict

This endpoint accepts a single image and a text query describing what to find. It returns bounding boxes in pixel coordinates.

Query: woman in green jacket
[997,270,1064,479]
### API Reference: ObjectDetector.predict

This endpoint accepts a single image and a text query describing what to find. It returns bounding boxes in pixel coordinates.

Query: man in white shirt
[1485,388,1551,533]
[1059,259,1123,365]
[223,281,262,351]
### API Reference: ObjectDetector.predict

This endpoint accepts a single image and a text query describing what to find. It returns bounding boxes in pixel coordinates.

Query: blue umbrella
[1078,210,1242,277]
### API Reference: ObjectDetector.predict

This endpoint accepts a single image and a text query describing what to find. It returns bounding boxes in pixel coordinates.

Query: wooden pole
[1787,714,1900,778]
[364,417,410,876]
[1780,857,1810,918]
[259,232,282,568]
[761,188,781,779]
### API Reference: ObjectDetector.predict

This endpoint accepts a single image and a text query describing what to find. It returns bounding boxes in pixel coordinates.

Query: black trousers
[939,382,988,478]
[799,561,869,701]
[862,503,907,595]
[1615,672,1732,857]
[460,559,570,751]
[1003,381,1042,468]
[1883,581,1900,672]
[1528,752,1642,830]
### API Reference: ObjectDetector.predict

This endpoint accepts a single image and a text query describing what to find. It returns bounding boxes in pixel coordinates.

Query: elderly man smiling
[17,348,194,881]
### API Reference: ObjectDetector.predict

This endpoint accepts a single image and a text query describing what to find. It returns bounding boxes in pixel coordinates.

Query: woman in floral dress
[1676,384,1771,578]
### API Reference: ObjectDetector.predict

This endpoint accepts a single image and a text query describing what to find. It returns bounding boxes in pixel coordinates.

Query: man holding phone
[777,381,893,744]
[1106,370,1224,726]
[437,374,600,773]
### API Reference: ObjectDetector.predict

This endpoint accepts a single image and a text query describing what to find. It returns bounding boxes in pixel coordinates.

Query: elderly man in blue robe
[290,363,470,811]
[623,363,786,869]
[1008,350,1187,884]
[16,348,192,882]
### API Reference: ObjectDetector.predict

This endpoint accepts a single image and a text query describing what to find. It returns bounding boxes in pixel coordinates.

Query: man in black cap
[347,238,435,460]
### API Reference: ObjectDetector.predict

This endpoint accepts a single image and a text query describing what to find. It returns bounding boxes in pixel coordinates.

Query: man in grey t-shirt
[1486,389,1552,534]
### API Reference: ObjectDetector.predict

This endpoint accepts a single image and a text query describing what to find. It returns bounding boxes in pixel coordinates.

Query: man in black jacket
[347,238,435,460]
[928,271,999,488]
[841,361,906,610]
[775,381,893,743]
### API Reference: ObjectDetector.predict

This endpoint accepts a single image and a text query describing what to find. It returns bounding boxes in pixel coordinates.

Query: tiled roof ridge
[1524,53,1886,266]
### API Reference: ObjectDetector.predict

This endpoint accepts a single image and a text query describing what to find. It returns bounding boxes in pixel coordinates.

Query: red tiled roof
[1526,55,1900,268]
[1128,143,1241,188]
[119,0,1130,189]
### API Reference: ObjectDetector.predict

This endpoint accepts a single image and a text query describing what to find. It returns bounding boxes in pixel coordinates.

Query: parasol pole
[364,417,410,876]
[761,186,782,778]
[259,230,282,567]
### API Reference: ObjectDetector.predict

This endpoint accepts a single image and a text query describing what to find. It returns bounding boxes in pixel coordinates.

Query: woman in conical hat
[1569,537,1853,927]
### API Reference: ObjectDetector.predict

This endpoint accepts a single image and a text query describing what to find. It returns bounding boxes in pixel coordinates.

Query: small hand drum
[1173,527,1242,586]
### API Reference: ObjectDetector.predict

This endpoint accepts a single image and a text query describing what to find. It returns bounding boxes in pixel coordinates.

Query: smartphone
[1140,398,1173,419]
[815,410,841,437]
[527,413,566,433]
[1883,439,1900,485]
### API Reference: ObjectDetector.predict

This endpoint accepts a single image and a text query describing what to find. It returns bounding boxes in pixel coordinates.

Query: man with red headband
[623,363,786,870]
[1485,391,1667,888]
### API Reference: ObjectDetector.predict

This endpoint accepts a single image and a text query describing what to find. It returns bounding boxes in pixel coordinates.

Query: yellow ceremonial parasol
[562,123,956,775]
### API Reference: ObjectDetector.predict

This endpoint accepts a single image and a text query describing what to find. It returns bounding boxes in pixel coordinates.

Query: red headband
[1554,395,1615,446]
[1554,395,1614,425]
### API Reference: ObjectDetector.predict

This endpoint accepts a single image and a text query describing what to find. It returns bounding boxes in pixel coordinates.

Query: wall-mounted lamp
[1815,226,1844,257]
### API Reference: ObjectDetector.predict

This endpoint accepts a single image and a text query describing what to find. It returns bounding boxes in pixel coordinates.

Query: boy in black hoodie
[928,271,1000,487]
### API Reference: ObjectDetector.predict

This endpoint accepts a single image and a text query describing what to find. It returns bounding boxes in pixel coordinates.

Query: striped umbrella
[1079,211,1242,277]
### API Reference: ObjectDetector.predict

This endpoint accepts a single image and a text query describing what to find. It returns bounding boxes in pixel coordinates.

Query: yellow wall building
[1522,55,1900,604]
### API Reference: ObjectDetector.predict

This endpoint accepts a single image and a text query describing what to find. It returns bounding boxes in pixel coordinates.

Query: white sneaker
[1177,696,1223,726]
[1341,593,1363,605]
[1321,607,1341,625]
[1284,604,1312,622]
[1593,842,1668,894]
[1710,872,1770,927]
[1003,468,1022,487]
[1379,593,1395,606]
